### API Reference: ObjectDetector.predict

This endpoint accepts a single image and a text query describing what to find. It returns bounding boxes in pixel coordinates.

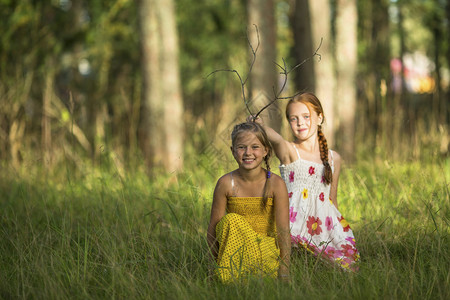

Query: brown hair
[231,122,273,205]
[285,92,332,184]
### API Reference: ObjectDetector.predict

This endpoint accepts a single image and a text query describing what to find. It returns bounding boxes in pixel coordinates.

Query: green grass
[0,154,449,299]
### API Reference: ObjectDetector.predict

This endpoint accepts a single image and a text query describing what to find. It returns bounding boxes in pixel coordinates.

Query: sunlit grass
[0,153,449,299]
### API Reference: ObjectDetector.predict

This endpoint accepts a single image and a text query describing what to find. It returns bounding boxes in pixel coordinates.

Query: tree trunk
[139,0,184,173]
[247,0,281,131]
[290,0,315,92]
[358,0,391,150]
[371,0,391,145]
[335,0,357,162]
[42,67,53,165]
[444,0,450,128]
[309,0,335,146]
[291,0,335,145]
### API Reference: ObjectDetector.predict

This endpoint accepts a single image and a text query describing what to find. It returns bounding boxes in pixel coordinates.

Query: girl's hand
[246,115,264,125]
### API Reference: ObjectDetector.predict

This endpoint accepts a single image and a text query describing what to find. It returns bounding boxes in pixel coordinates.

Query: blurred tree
[356,0,391,149]
[247,0,281,131]
[139,0,184,173]
[334,0,357,162]
[291,0,335,145]
[425,0,448,126]
[447,0,450,127]
[290,0,314,92]
[0,1,82,165]
[176,0,247,145]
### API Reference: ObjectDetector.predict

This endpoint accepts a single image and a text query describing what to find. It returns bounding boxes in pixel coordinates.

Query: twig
[253,38,323,120]
[207,26,323,121]
[206,25,260,117]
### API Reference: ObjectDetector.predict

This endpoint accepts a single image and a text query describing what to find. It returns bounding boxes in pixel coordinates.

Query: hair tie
[267,171,271,179]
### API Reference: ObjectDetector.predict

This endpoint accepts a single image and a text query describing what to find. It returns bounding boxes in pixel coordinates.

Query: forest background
[0,0,449,299]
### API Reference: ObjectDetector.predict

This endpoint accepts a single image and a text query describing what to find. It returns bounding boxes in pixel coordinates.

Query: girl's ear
[318,113,324,125]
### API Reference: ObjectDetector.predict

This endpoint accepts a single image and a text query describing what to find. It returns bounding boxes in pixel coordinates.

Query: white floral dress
[279,144,360,271]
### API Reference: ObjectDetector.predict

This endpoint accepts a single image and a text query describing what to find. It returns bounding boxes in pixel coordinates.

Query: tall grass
[0,152,449,299]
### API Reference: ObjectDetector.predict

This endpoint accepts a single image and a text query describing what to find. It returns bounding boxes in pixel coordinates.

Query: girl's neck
[294,136,320,153]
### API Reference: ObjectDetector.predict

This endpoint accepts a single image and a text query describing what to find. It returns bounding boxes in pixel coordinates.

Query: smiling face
[231,131,268,171]
[287,102,323,142]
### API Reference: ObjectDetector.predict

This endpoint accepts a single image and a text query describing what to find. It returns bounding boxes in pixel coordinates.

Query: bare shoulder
[331,150,341,166]
[270,173,284,184]
[270,173,288,193]
[216,172,231,185]
[214,172,233,195]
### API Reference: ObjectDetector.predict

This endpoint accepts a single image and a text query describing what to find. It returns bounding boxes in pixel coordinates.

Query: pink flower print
[300,236,310,246]
[291,234,303,245]
[325,247,343,259]
[309,166,315,175]
[321,176,325,183]
[289,171,295,183]
[319,192,324,201]
[325,216,333,231]
[324,246,338,259]
[341,244,357,259]
[345,236,356,246]
[337,257,353,269]
[288,192,293,198]
[292,235,311,248]
[289,207,298,223]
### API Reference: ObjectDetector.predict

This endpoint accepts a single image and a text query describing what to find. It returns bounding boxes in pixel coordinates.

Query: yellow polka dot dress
[215,197,280,282]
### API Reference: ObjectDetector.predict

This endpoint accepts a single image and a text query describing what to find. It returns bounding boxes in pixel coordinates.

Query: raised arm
[207,175,228,261]
[272,175,291,280]
[247,116,293,165]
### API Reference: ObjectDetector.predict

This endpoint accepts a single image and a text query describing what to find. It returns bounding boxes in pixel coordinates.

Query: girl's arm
[330,151,341,209]
[248,116,293,165]
[206,175,228,261]
[272,175,291,280]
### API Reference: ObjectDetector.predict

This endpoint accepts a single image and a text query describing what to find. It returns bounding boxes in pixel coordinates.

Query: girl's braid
[318,126,332,184]
[264,155,271,175]
[261,155,272,208]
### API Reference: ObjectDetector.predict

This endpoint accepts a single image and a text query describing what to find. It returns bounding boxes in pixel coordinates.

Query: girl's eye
[289,117,297,122]
[304,115,310,119]
[252,145,260,149]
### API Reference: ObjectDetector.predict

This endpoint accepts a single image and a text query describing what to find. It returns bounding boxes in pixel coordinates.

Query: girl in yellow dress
[207,122,291,282]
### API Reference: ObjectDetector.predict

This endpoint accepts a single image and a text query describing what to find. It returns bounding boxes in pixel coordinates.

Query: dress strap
[291,143,301,160]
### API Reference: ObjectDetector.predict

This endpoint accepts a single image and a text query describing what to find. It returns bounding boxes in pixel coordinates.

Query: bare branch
[207,26,323,122]
[288,38,323,74]
[242,24,260,87]
[206,69,251,116]
[252,38,323,120]
[206,25,262,117]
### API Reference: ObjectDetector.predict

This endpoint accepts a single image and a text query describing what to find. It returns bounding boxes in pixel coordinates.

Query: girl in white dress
[252,92,359,271]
